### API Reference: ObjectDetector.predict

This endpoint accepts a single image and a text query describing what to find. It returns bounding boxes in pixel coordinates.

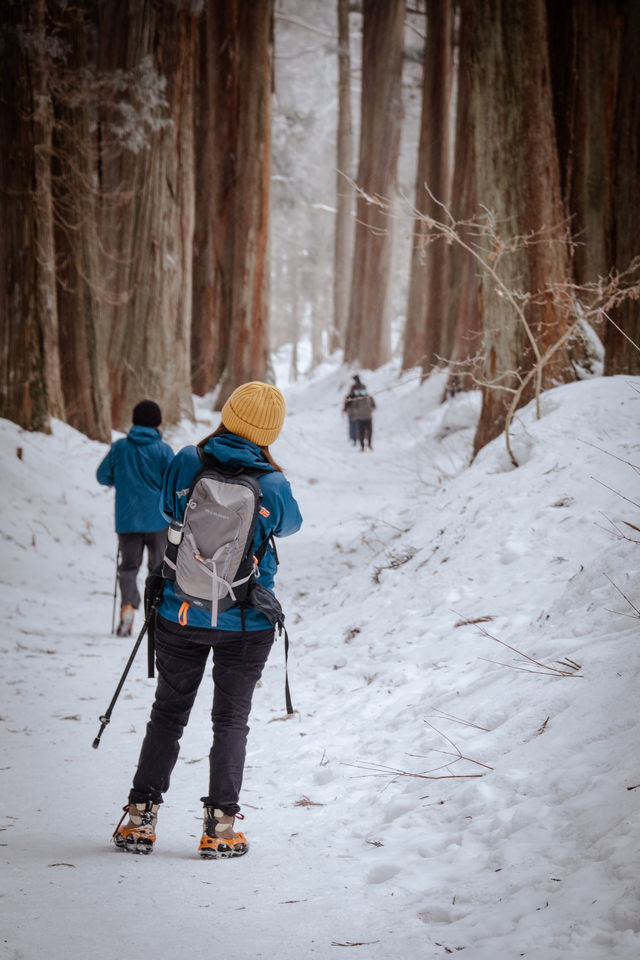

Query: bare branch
[343,722,492,784]
[464,620,584,678]
[603,574,640,619]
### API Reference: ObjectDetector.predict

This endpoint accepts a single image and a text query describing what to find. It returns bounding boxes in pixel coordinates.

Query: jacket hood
[202,433,274,472]
[127,425,163,445]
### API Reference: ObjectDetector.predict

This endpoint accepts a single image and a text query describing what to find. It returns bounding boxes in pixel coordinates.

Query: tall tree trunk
[309,232,330,370]
[547,0,617,289]
[289,236,300,384]
[402,0,453,374]
[192,0,274,407]
[52,2,110,441]
[33,0,65,424]
[546,0,640,376]
[603,0,640,374]
[546,0,623,373]
[331,0,355,354]
[98,0,195,430]
[191,10,225,396]
[0,0,52,432]
[344,0,405,371]
[470,0,576,456]
[444,0,483,396]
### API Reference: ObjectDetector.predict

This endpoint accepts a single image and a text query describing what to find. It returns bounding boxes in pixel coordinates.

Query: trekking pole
[92,609,153,750]
[110,547,119,634]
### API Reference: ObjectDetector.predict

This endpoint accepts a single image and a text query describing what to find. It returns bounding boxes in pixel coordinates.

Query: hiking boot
[198,807,248,860]
[113,801,158,854]
[116,604,135,637]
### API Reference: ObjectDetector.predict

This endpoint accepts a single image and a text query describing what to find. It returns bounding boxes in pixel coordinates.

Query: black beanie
[132,400,162,427]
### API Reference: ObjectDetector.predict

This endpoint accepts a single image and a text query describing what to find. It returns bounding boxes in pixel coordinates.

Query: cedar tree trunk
[402,0,453,374]
[192,0,274,406]
[331,0,355,354]
[470,0,576,455]
[98,0,195,429]
[344,0,405,371]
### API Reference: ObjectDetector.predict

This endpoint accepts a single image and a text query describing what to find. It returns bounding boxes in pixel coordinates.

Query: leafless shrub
[344,722,492,783]
[471,622,583,678]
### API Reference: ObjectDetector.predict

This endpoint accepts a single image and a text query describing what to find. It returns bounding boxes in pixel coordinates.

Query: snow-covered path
[2,364,639,960]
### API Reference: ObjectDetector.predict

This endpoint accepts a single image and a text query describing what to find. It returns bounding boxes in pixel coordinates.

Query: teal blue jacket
[97,426,174,533]
[157,433,302,631]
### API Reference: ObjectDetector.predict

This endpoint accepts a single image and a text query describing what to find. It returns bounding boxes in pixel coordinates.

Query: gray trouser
[117,529,168,609]
[355,418,373,448]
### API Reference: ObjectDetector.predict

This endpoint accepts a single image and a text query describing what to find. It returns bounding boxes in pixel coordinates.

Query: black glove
[144,568,165,618]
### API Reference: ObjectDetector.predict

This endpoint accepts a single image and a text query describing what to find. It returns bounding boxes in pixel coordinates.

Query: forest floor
[1,358,639,960]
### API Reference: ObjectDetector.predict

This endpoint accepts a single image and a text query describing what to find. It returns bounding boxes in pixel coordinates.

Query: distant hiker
[344,377,376,451]
[343,374,364,445]
[97,401,174,637]
[112,381,302,859]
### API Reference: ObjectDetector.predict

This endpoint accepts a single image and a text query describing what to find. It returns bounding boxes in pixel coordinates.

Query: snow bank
[1,366,638,960]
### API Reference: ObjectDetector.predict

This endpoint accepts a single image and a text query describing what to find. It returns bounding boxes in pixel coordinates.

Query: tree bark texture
[470,0,576,456]
[444,0,483,396]
[0,0,52,432]
[603,0,640,374]
[546,0,630,377]
[402,0,453,375]
[547,0,619,289]
[98,0,195,430]
[331,0,355,354]
[52,2,110,441]
[344,0,405,371]
[191,10,225,397]
[192,0,274,407]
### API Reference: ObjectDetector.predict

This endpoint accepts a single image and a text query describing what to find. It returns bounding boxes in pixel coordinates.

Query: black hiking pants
[129,615,274,816]
[356,418,373,449]
[117,529,167,609]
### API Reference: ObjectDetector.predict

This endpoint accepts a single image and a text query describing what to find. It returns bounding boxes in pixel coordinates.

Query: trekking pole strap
[254,532,277,566]
[281,624,293,716]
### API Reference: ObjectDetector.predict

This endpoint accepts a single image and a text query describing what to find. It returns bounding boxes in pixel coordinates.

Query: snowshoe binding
[198,807,248,860]
[113,801,158,854]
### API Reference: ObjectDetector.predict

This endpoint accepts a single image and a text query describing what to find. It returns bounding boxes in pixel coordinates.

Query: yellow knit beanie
[221,381,286,446]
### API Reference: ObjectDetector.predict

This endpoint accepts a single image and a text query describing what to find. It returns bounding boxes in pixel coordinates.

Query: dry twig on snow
[473,623,583,678]
[344,722,492,783]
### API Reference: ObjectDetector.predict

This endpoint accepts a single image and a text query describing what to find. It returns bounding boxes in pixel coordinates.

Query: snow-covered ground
[1,360,639,960]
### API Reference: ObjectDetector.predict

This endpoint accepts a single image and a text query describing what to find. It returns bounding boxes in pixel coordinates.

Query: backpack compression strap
[281,624,293,716]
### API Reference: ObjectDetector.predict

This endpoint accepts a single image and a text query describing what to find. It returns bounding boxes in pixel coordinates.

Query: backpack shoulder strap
[196,446,269,481]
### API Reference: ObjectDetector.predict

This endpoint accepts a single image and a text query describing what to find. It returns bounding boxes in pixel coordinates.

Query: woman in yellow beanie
[113,382,302,859]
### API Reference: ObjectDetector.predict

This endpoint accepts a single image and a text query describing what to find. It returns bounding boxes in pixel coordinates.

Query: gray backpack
[349,393,374,419]
[162,452,271,627]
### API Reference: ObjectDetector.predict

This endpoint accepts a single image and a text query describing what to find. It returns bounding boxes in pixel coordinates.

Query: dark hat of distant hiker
[132,400,162,428]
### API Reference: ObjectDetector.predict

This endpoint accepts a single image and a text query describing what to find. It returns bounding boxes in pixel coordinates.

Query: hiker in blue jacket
[113,381,302,860]
[97,401,174,637]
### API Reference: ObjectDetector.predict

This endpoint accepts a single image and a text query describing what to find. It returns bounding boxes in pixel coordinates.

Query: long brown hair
[197,423,284,473]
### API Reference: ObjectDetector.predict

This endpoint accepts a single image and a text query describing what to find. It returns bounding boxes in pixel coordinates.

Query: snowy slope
[1,362,638,960]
